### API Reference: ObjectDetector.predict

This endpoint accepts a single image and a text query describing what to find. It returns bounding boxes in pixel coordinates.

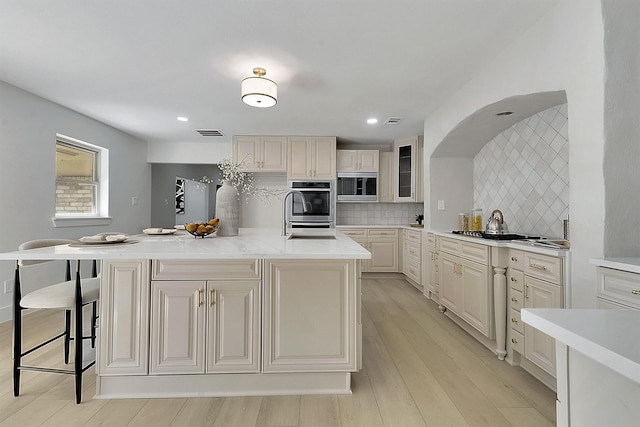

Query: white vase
[215,181,239,236]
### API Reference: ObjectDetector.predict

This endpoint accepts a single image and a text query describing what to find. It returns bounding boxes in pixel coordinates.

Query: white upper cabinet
[287,137,336,179]
[336,150,379,173]
[378,152,394,203]
[393,136,423,203]
[233,136,287,172]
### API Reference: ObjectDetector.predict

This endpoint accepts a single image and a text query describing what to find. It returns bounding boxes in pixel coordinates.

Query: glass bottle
[471,208,483,231]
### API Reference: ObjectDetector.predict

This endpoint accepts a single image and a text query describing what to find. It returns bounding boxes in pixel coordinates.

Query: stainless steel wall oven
[287,180,336,228]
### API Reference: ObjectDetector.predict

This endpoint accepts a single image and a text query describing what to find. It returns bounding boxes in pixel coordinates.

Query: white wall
[0,81,151,321]
[423,0,605,308]
[239,174,288,229]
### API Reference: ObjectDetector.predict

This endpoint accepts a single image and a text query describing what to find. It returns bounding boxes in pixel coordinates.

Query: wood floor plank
[299,395,341,427]
[337,368,385,427]
[373,321,469,426]
[498,407,554,427]
[127,398,187,427]
[362,335,427,427]
[0,399,68,426]
[39,397,108,427]
[169,397,225,426]
[82,399,149,427]
[212,396,263,427]
[255,395,300,426]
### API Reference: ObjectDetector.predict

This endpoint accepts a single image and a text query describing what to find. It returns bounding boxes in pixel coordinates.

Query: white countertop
[337,224,424,231]
[0,228,371,261]
[521,308,640,385]
[590,257,640,274]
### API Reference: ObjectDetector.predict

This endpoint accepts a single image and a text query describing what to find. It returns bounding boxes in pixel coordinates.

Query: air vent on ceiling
[384,117,402,125]
[196,129,224,137]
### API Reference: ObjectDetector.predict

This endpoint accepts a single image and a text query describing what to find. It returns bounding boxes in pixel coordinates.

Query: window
[53,134,110,227]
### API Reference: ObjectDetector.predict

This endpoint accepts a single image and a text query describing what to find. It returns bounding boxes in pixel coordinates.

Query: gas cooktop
[451,230,538,240]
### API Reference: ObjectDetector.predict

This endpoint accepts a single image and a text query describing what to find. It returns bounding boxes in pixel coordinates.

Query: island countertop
[0,228,372,261]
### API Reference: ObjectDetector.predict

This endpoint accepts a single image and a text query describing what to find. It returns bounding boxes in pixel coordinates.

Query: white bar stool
[13,239,100,404]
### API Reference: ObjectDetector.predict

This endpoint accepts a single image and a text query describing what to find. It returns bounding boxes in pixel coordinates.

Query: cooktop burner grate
[451,230,537,240]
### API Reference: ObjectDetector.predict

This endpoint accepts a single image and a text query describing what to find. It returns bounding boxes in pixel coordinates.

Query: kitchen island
[522,308,640,426]
[0,228,370,399]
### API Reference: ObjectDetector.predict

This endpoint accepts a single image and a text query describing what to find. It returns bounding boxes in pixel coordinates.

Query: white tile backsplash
[474,104,569,238]
[337,203,423,226]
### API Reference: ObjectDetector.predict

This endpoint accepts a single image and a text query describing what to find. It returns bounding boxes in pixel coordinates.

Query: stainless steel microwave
[336,172,378,202]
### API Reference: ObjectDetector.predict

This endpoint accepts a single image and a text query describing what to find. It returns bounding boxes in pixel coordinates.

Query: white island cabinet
[0,228,369,399]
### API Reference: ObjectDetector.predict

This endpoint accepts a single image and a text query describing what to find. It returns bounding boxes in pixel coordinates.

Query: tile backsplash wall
[474,103,569,238]
[337,203,424,226]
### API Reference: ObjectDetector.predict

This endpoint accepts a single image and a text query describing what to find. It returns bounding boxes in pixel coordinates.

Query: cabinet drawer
[597,267,640,309]
[439,237,460,255]
[406,241,421,262]
[510,330,524,354]
[524,253,562,284]
[509,250,524,271]
[510,308,524,334]
[405,259,421,283]
[368,228,398,238]
[509,269,524,293]
[460,241,488,264]
[152,259,261,280]
[510,288,524,311]
[426,232,437,248]
[340,228,367,238]
[404,229,422,244]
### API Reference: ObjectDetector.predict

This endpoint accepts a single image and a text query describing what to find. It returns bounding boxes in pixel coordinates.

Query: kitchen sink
[287,233,336,240]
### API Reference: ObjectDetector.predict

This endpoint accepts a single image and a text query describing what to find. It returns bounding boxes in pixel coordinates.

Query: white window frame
[52,134,111,228]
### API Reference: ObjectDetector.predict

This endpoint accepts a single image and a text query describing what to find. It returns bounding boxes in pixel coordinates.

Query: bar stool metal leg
[12,261,22,397]
[74,261,83,404]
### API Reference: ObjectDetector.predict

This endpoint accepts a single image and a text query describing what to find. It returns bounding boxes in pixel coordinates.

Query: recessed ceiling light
[496,111,513,116]
[177,116,189,122]
[367,118,378,124]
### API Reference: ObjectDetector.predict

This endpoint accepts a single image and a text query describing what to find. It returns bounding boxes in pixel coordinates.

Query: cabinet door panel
[260,137,287,172]
[263,260,356,372]
[378,152,394,203]
[369,240,398,272]
[439,253,460,313]
[460,261,491,336]
[337,150,358,172]
[233,136,260,171]
[207,281,260,372]
[99,260,149,375]
[150,281,205,374]
[287,138,311,179]
[312,137,336,179]
[358,150,379,172]
[524,277,562,375]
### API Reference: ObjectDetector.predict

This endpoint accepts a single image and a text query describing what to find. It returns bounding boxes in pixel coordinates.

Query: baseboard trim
[0,305,12,324]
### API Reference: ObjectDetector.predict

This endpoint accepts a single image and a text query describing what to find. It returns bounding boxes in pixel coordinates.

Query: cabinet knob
[511,338,518,344]
[511,297,518,302]
[511,318,518,323]
[632,290,640,295]
[511,256,518,262]
[510,277,517,282]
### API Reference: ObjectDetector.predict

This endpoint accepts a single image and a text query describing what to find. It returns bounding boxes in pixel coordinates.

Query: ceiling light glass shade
[241,68,277,108]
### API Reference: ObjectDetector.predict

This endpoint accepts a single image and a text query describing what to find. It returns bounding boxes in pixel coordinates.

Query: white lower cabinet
[508,249,563,377]
[340,228,398,273]
[149,280,260,374]
[99,260,150,375]
[424,232,439,299]
[438,237,492,338]
[263,259,358,372]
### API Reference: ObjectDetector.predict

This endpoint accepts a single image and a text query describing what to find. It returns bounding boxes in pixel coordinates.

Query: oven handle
[290,222,333,228]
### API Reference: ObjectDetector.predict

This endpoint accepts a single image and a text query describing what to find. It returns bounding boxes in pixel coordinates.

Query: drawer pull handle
[511,338,518,344]
[511,318,518,323]
[510,277,517,282]
[511,256,518,262]
[210,289,216,306]
[530,263,548,271]
[511,297,518,302]
[632,290,640,295]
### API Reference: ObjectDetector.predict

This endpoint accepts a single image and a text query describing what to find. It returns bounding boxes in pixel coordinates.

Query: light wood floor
[0,276,556,426]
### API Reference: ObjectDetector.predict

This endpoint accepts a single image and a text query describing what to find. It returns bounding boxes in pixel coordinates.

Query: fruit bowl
[185,219,220,238]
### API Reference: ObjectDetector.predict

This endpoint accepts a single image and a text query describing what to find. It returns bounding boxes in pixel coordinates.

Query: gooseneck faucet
[282,190,307,236]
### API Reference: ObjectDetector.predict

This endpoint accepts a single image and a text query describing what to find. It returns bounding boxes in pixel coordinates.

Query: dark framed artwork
[175,177,185,214]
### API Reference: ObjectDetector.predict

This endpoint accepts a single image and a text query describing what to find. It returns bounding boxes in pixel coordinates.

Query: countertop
[337,224,424,231]
[521,308,640,385]
[0,228,371,261]
[590,257,640,274]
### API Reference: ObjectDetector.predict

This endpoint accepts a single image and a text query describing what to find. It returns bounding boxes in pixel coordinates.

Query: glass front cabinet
[393,136,423,203]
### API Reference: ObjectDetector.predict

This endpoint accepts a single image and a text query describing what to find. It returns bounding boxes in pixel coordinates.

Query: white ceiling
[0,1,560,147]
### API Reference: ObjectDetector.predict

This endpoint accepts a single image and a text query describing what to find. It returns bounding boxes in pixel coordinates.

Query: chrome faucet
[282,190,307,236]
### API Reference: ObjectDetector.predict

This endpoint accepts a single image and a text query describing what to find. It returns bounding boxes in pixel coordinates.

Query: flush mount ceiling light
[241,67,277,108]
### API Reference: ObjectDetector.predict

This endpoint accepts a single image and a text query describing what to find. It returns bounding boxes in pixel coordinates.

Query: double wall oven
[287,180,336,228]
